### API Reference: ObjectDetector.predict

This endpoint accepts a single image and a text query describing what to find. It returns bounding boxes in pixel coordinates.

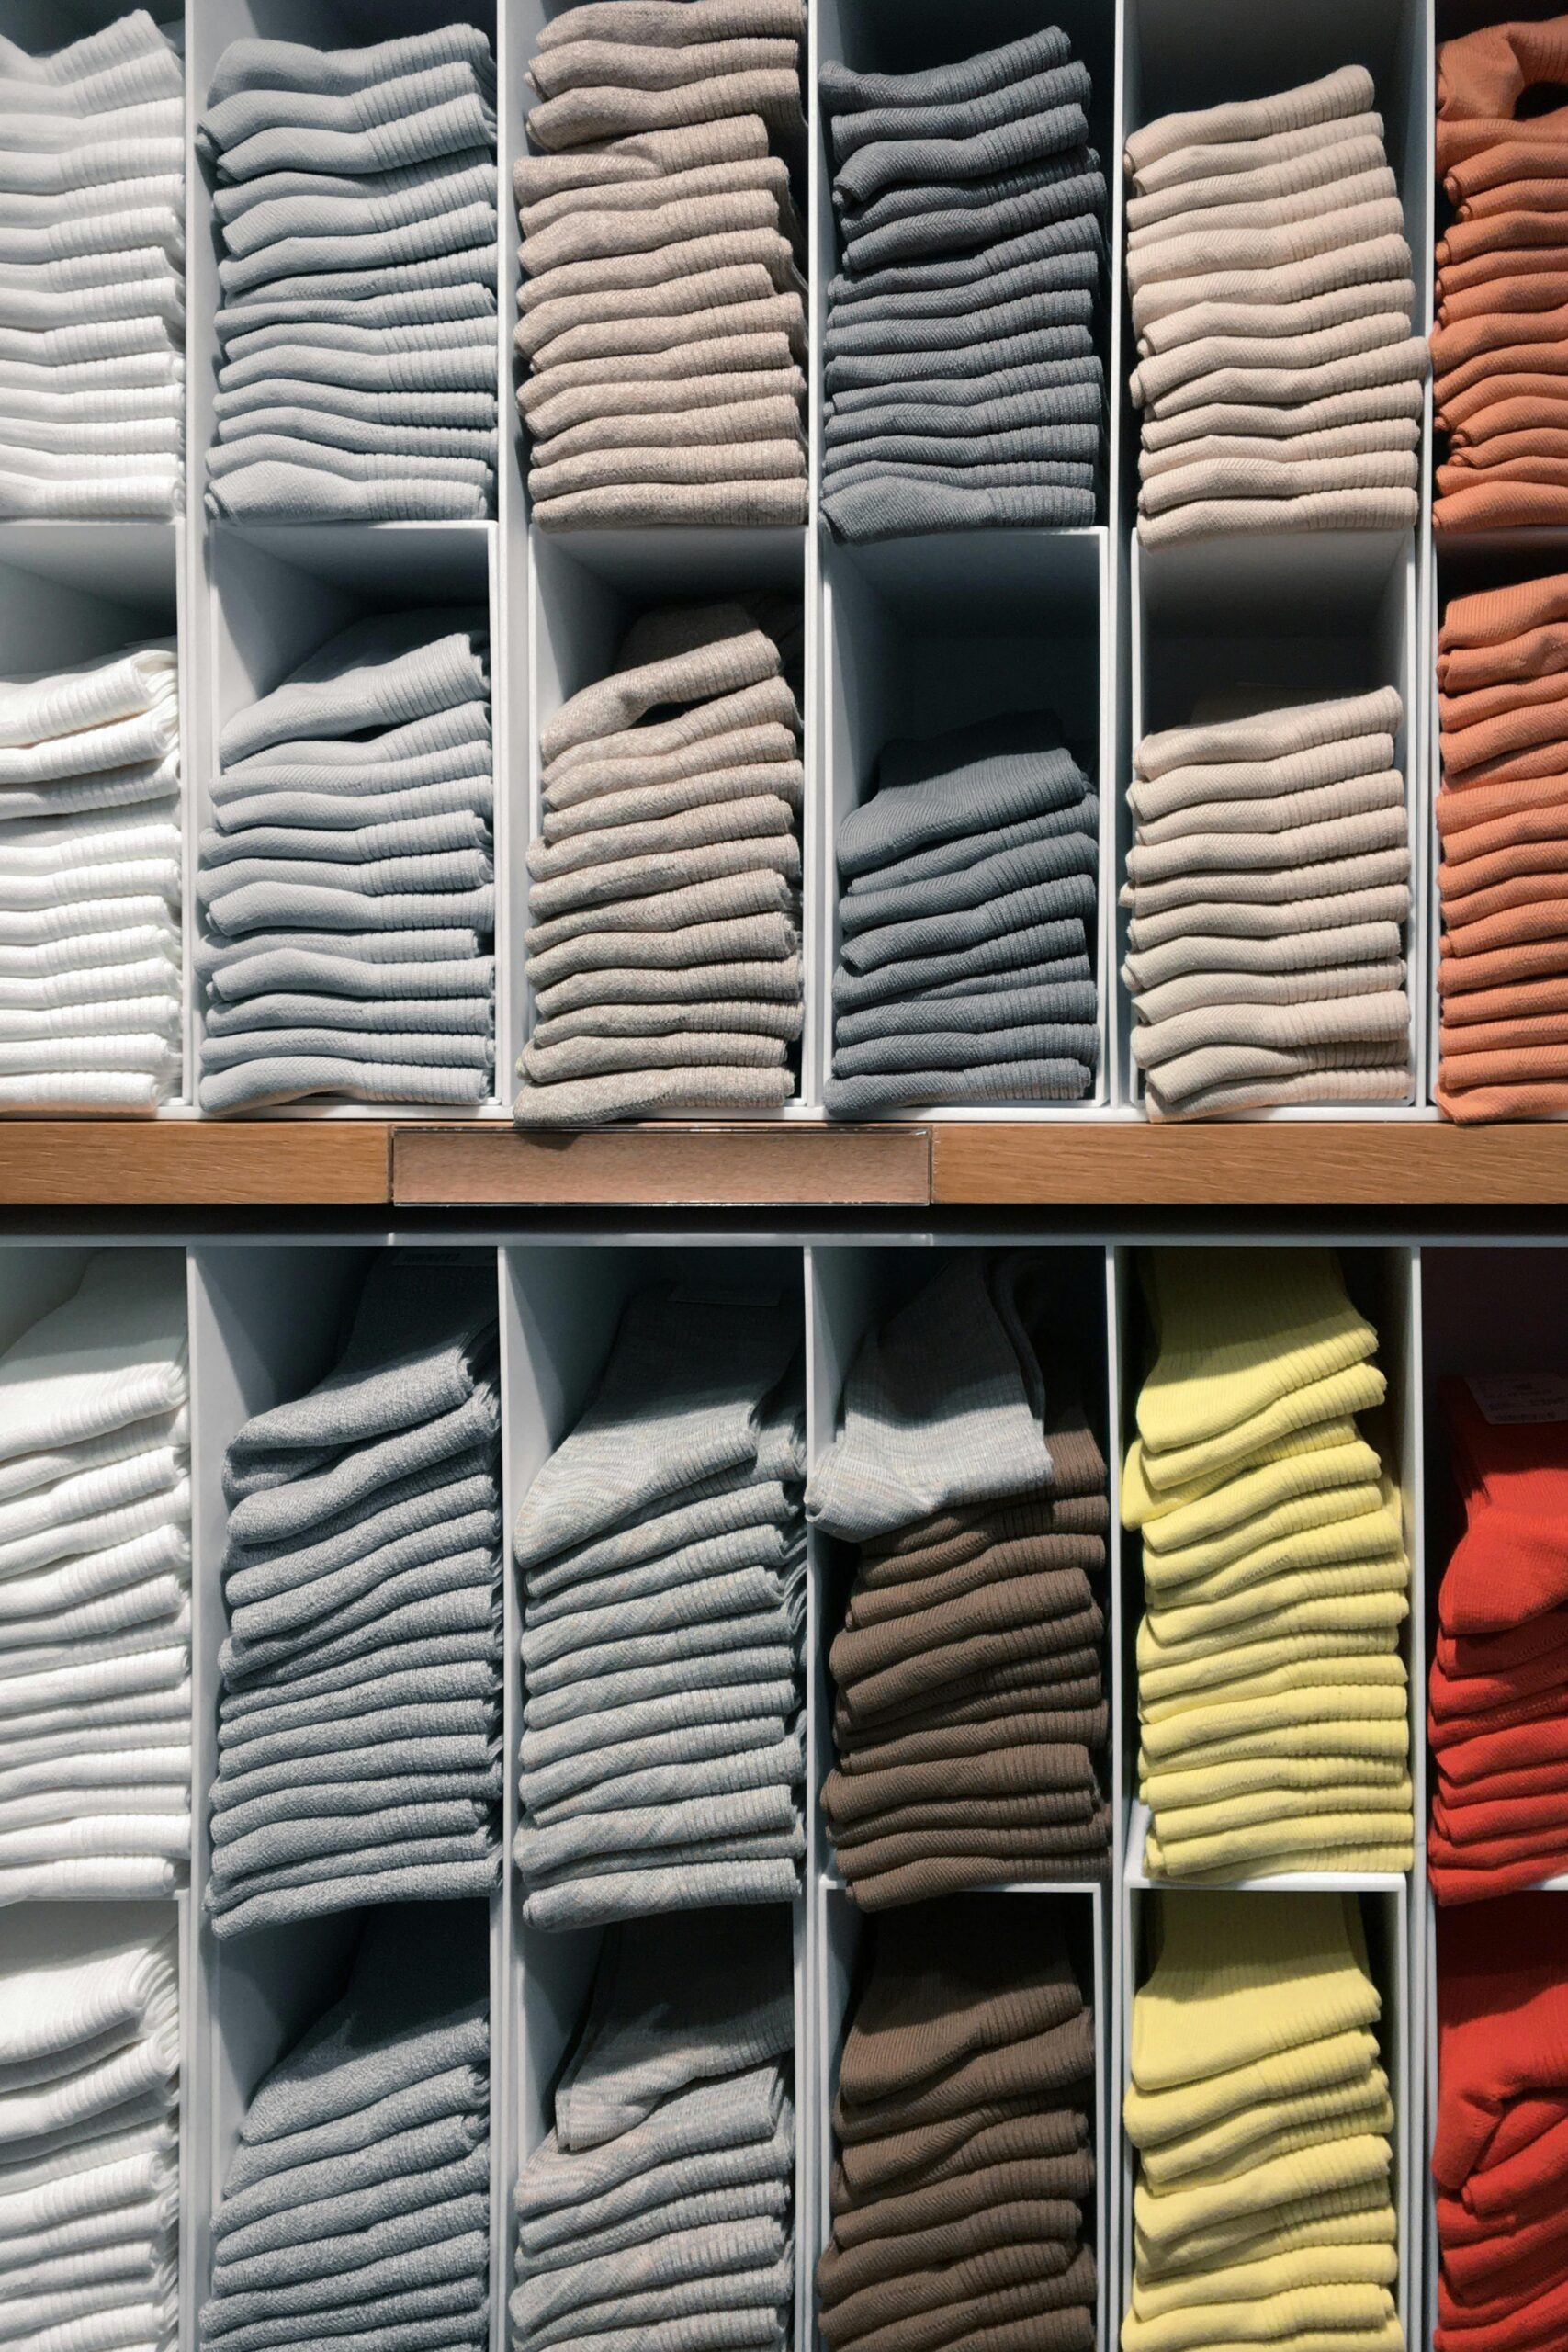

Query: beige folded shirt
[1122,919,1405,999]
[1139,687,1403,780]
[1141,418,1418,481]
[523,285,807,369]
[1126,130,1389,233]
[521,184,790,272]
[1141,384,1426,451]
[517,261,804,360]
[513,111,767,200]
[1125,802,1407,888]
[1125,883,1411,957]
[1137,275,1417,358]
[525,361,805,437]
[1138,448,1418,518]
[528,35,799,102]
[1127,188,1403,289]
[1134,766,1404,844]
[1132,309,1413,407]
[1125,64,1375,177]
[530,392,805,466]
[1132,233,1413,335]
[534,0,805,51]
[1132,956,1406,1028]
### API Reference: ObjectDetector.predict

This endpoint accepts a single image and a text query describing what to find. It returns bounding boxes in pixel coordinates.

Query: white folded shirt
[0,1254,186,1466]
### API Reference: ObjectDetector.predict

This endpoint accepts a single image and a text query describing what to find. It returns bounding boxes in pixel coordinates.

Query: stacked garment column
[512,1910,795,2352]
[1126,66,1425,548]
[1123,1248,1413,1882]
[0,1916,179,2352]
[826,715,1100,1115]
[1122,689,1413,1117]
[513,1278,804,1929]
[0,640,182,1113]
[199,27,499,522]
[202,1904,491,2352]
[1436,573,1568,1119]
[1124,1892,1403,2352]
[197,606,494,1113]
[0,7,184,518]
[1434,1894,1568,2352]
[807,1254,1110,1905]
[206,1254,502,1940]
[818,28,1106,542]
[1428,1376,1568,1898]
[0,1252,188,1904]
[1434,14,1568,534]
[516,0,807,531]
[822,1900,1097,2352]
[516,598,803,1124]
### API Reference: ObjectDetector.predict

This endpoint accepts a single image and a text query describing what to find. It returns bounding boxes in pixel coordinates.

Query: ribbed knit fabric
[513,1279,805,1928]
[1123,1249,1413,1882]
[0,12,184,515]
[1427,1377,1568,1899]
[0,639,182,1109]
[818,30,1104,538]
[516,598,802,1125]
[1127,65,1424,547]
[805,1254,1110,1905]
[206,1254,502,1939]
[201,28,498,517]
[823,1902,1095,2351]
[1125,1891,1402,2350]
[1434,17,1568,535]
[1433,1894,1568,2350]
[513,6,806,526]
[199,608,494,1112]
[0,1911,178,2352]
[0,1250,189,1903]
[824,710,1098,1112]
[1123,687,1413,1116]
[514,1909,794,2350]
[1435,571,1568,1120]
[203,1902,490,2348]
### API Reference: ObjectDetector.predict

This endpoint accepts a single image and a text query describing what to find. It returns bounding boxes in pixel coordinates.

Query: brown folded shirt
[840,1817,1114,1902]
[832,1787,1104,1851]
[847,1539,1104,1623]
[819,2238,1094,2352]
[829,2149,1095,2249]
[819,2197,1089,2308]
[831,1570,1098,1689]
[834,1657,1106,1745]
[824,1740,1099,1827]
[834,2007,1093,2144]
[830,1711,1104,1780]
[836,1903,1081,2102]
[833,2108,1086,2209]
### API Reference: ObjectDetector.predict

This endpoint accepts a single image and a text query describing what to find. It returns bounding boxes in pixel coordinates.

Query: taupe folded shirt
[1122,920,1404,999]
[1126,129,1389,233]
[531,394,804,466]
[525,287,807,371]
[545,682,799,794]
[1131,234,1414,337]
[542,609,779,761]
[534,0,805,51]
[517,224,798,309]
[1133,765,1403,842]
[1124,62,1374,177]
[1141,383,1425,450]
[517,151,793,238]
[526,363,805,439]
[521,185,791,274]
[1134,989,1411,1074]
[1124,882,1411,956]
[525,67,806,154]
[528,34,799,102]
[1135,274,1416,358]
[1132,956,1405,1029]
[1124,800,1407,888]
[532,791,795,876]
[513,111,768,199]
[1131,307,1414,409]
[1126,191,1405,292]
[516,262,805,361]
[1141,417,1418,479]
[1138,685,1401,778]
[543,731,801,815]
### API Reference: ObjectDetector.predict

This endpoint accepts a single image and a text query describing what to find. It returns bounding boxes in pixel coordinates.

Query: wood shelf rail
[3,1119,1568,1210]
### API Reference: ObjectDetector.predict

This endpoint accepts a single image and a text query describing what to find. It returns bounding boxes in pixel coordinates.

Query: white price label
[1468,1374,1568,1426]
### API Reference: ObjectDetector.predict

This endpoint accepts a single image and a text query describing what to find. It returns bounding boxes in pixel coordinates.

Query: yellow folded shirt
[1122,2278,1397,2352]
[1139,1632,1403,1710]
[1142,1752,1408,1815]
[1130,2238,1398,2324]
[1137,2174,1393,2280]
[1137,2199,1399,2286]
[1134,1247,1377,1455]
[1154,1495,1404,1610]
[1136,1437,1382,1553]
[1129,1892,1378,2093]
[1139,2070,1392,2189]
[1152,1781,1414,1848]
[1147,1833,1416,1885]
[1140,1584,1408,1668]
[1139,1679,1409,1763]
[1147,1809,1414,1880]
[1136,1358,1388,1498]
[1125,2025,1382,2145]
[1140,1717,1411,1781]
[1143,1479,1389,1592]
[1124,1412,1361,1528]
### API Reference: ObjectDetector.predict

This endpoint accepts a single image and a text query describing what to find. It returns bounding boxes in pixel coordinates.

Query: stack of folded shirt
[0,9,185,518]
[517,0,807,531]
[1436,572,1568,1120]
[1124,1892,1402,2352]
[0,1915,179,2352]
[197,605,494,1114]
[1435,1894,1568,2351]
[514,1279,804,1930]
[0,639,182,1113]
[198,27,499,522]
[827,713,1099,1115]
[0,1251,188,1904]
[821,1900,1096,2352]
[1434,15,1568,534]
[1126,64,1426,548]
[819,28,1106,542]
[1122,687,1413,1118]
[207,1255,502,1940]
[204,1903,491,2352]
[513,1909,795,2352]
[807,1254,1110,1907]
[1124,1248,1414,1882]
[516,597,802,1125]
[1429,1375,1568,1901]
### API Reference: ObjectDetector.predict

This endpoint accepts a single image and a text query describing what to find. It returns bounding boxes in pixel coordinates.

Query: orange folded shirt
[1442,573,1568,651]
[1437,343,1568,416]
[1440,842,1568,906]
[1441,210,1568,265]
[1441,245,1568,299]
[1440,973,1568,1026]
[1440,617,1568,691]
[1438,933,1568,993]
[1443,895,1568,957]
[1441,374,1568,437]
[1438,1010,1568,1058]
[1444,134,1568,209]
[1449,400,1568,452]
[1437,699,1568,784]
[1440,673,1568,732]
[1439,268,1568,322]
[1433,302,1568,378]
[1438,789,1568,860]
[1438,1076,1568,1121]
[1438,16,1568,127]
[1458,176,1568,220]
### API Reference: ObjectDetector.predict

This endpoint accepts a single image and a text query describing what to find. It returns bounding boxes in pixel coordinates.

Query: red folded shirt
[1438,1377,1568,1630]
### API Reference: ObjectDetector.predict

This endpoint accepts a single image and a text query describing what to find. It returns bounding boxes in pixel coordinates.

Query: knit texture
[1123,686,1412,1117]
[1127,65,1424,547]
[199,608,494,1113]
[1123,1248,1413,1881]
[819,29,1103,539]
[201,28,497,517]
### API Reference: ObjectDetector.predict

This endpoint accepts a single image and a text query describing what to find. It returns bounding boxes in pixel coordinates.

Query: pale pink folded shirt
[1126,62,1426,548]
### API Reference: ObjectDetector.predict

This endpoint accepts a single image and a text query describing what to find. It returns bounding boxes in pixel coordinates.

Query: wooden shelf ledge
[392,1121,931,1207]
[0,1121,392,1206]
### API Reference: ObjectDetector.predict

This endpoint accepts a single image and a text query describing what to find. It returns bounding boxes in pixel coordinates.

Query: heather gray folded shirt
[220,610,487,763]
[831,923,1089,1013]
[825,1058,1093,1115]
[218,202,498,296]
[206,28,495,108]
[823,474,1096,538]
[834,98,1090,211]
